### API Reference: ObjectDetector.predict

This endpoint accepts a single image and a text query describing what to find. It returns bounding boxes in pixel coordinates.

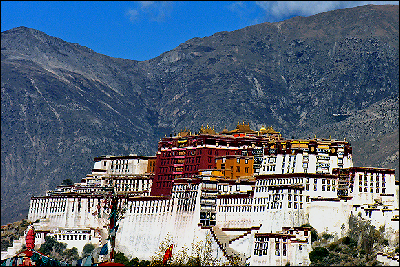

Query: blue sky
[1,1,398,61]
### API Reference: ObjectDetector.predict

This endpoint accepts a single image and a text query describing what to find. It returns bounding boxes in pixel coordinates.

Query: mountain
[1,4,398,225]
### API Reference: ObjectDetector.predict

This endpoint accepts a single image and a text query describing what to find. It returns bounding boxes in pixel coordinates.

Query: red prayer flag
[25,226,35,250]
[163,244,173,264]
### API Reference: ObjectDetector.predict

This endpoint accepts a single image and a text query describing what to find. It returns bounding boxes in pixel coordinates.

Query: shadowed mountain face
[1,4,398,225]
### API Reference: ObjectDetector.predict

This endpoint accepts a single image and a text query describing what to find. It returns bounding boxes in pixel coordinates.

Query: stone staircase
[1,235,25,260]
[228,229,252,244]
[210,226,248,265]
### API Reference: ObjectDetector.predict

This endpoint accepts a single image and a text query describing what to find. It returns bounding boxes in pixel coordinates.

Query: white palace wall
[20,149,399,266]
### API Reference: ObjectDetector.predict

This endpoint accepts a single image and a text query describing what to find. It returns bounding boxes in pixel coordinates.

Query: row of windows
[154,181,172,188]
[55,234,91,241]
[258,178,305,186]
[359,187,386,193]
[218,200,305,212]
[359,174,386,182]
[129,204,173,214]
[220,196,251,204]
[254,239,293,257]
[219,205,252,212]
[358,181,386,187]
[31,206,66,214]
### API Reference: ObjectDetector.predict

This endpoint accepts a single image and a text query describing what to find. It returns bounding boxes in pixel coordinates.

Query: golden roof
[219,126,229,134]
[228,121,256,134]
[199,124,216,135]
[259,126,279,134]
[177,127,191,137]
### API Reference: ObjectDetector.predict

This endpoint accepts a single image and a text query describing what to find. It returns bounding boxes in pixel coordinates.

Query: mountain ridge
[1,4,398,225]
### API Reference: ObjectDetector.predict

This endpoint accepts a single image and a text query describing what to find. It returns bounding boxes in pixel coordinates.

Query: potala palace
[2,122,399,265]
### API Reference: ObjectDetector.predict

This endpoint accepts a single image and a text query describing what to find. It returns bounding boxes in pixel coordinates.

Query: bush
[82,243,96,258]
[38,236,67,256]
[309,247,329,263]
[115,251,130,266]
[341,236,357,248]
[322,233,334,240]
[113,253,150,266]
[63,247,79,262]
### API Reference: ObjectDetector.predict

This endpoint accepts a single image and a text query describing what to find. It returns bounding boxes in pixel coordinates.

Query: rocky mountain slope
[1,4,398,225]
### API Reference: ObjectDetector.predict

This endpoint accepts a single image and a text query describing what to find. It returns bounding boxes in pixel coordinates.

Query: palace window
[275,243,280,256]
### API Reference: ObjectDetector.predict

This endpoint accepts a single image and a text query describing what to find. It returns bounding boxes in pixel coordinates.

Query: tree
[63,247,79,262]
[82,243,96,258]
[309,214,389,266]
[114,251,131,266]
[150,233,222,266]
[38,236,67,256]
[309,247,329,263]
[150,233,174,266]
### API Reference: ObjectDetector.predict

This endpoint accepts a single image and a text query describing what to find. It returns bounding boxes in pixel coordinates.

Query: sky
[1,1,398,61]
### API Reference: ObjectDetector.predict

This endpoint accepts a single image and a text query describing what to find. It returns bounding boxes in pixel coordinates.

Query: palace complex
[2,122,399,265]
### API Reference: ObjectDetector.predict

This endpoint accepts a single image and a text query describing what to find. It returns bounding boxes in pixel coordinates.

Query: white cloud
[227,1,266,26]
[127,9,139,21]
[127,1,173,22]
[255,1,399,21]
[139,1,155,8]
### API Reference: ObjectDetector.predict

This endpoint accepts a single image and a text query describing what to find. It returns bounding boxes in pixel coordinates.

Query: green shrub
[309,247,329,263]
[63,247,79,262]
[114,251,131,266]
[82,243,96,258]
[322,233,334,240]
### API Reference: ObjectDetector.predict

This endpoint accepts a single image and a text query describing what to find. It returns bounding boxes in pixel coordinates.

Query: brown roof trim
[217,192,253,199]
[221,226,261,231]
[267,185,304,190]
[290,240,309,244]
[282,226,312,231]
[31,194,112,200]
[94,155,156,161]
[112,175,152,180]
[173,178,202,184]
[215,178,256,185]
[255,233,296,238]
[126,196,171,201]
[311,197,341,202]
[256,173,337,179]
[345,167,395,174]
